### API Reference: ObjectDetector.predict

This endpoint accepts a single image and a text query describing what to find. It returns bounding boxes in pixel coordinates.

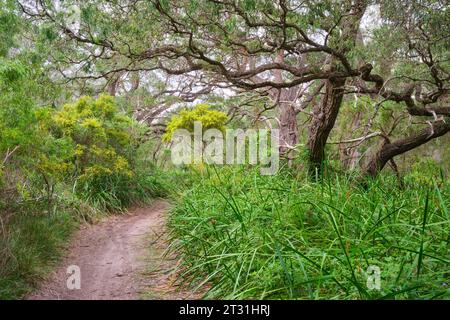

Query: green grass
[0,200,77,299]
[75,167,168,212]
[167,165,450,299]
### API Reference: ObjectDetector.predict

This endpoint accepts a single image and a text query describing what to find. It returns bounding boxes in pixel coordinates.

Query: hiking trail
[28,200,197,300]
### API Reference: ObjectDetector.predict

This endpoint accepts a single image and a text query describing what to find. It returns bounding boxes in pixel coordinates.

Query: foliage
[0,0,448,302]
[168,165,449,299]
[162,103,228,143]
[41,95,134,182]
[0,200,78,299]
[0,3,169,300]
[0,93,166,299]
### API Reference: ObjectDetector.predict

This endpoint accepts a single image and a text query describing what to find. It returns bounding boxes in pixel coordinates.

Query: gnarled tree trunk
[363,121,450,177]
[305,0,367,175]
[307,77,346,174]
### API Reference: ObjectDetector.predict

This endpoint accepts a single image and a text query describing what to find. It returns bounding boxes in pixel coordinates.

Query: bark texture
[339,111,363,170]
[307,77,346,172]
[278,87,300,156]
[363,121,450,177]
[306,0,367,174]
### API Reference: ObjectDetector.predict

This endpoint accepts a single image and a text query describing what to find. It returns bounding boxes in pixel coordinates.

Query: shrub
[31,94,155,209]
[162,103,228,143]
[43,95,135,181]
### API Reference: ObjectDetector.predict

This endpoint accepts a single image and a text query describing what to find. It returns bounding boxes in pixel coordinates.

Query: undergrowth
[168,165,449,299]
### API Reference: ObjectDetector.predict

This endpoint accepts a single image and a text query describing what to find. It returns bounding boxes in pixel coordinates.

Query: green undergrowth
[167,165,449,299]
[0,200,77,299]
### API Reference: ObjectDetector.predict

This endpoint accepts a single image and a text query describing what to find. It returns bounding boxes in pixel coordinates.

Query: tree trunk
[339,111,362,170]
[307,77,346,174]
[106,71,126,96]
[279,102,299,155]
[270,52,301,159]
[278,82,301,158]
[363,121,450,177]
[305,0,366,175]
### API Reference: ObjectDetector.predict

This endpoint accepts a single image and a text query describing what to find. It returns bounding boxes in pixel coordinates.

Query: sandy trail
[28,200,197,300]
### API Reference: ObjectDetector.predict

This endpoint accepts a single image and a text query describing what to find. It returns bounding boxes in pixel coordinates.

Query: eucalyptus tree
[18,0,449,177]
[17,0,217,126]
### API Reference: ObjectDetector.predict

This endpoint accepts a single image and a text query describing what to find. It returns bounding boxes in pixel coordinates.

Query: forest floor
[27,200,198,300]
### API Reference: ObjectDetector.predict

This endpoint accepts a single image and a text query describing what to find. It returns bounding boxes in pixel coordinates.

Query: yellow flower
[81,118,102,129]
[163,103,228,142]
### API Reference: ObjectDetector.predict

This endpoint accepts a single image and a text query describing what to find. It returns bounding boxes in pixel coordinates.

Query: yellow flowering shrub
[42,94,135,182]
[162,103,228,142]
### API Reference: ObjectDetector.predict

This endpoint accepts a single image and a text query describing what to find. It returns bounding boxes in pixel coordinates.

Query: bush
[38,95,133,183]
[31,94,162,210]
[162,103,228,143]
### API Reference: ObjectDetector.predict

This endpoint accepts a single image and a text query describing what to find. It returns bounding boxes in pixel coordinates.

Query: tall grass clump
[168,165,449,299]
[74,165,168,212]
[0,199,77,299]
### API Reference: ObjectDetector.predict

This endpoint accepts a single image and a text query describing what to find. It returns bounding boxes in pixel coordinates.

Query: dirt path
[28,200,198,300]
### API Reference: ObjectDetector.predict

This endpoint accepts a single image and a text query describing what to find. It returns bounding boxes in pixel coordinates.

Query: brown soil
[27,200,200,300]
